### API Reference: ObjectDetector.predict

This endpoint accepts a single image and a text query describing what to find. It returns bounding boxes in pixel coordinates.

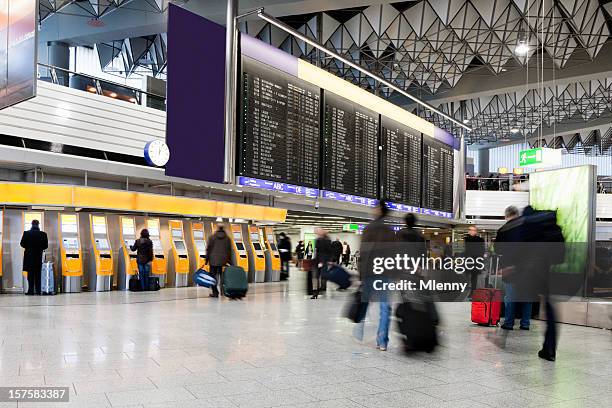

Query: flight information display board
[239,58,320,188]
[381,117,421,207]
[422,136,454,213]
[323,92,379,198]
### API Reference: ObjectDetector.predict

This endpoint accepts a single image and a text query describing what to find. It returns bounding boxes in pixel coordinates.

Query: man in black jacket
[311,228,332,299]
[130,229,154,291]
[21,220,48,295]
[464,225,485,297]
[278,233,292,281]
[206,226,233,297]
[331,238,343,264]
[496,206,531,330]
[398,213,427,260]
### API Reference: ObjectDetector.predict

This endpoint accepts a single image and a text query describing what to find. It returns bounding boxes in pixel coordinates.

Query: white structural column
[224,0,238,183]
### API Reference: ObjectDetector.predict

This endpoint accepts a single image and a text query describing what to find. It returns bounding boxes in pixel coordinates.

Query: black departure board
[239,58,320,188]
[323,93,379,198]
[422,136,454,213]
[381,117,422,206]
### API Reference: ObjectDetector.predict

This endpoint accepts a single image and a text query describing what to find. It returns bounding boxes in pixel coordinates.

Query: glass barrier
[37,64,166,111]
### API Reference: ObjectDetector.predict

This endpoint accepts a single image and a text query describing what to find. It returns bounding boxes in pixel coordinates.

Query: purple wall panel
[165,5,226,183]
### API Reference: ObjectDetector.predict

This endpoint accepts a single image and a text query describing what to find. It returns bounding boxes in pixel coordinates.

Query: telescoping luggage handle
[488,255,500,289]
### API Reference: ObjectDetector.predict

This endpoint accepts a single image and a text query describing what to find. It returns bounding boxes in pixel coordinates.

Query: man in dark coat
[398,213,427,260]
[496,206,531,330]
[311,228,332,299]
[331,238,343,264]
[206,225,233,297]
[357,201,397,351]
[130,229,154,291]
[464,225,486,297]
[277,233,292,280]
[21,220,48,295]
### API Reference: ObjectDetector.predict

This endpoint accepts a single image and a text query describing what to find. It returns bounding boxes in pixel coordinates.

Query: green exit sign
[343,223,360,231]
[519,148,543,166]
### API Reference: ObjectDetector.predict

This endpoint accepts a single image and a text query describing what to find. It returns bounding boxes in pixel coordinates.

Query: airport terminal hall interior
[1,0,612,407]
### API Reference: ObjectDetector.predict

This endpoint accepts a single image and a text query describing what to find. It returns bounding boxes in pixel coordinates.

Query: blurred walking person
[21,220,48,295]
[130,229,154,291]
[495,206,531,330]
[311,228,332,299]
[206,225,233,298]
[356,201,396,351]
[278,233,292,281]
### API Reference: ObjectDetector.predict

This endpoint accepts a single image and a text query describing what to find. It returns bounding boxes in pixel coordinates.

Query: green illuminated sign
[343,223,360,231]
[519,148,543,166]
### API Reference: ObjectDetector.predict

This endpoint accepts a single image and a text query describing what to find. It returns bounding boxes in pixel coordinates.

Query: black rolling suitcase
[396,296,439,353]
[148,277,160,291]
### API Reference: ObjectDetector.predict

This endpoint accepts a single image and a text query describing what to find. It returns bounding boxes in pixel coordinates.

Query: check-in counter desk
[167,220,189,287]
[87,214,113,291]
[147,218,167,288]
[263,227,281,282]
[229,224,249,275]
[244,224,266,283]
[22,211,45,293]
[189,222,208,273]
[58,213,83,293]
[118,216,138,290]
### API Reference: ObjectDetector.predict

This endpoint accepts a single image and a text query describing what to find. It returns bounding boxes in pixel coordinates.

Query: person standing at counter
[206,225,233,298]
[278,233,292,281]
[130,229,153,291]
[21,220,48,295]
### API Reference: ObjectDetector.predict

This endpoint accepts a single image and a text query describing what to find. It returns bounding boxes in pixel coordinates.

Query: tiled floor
[0,270,611,408]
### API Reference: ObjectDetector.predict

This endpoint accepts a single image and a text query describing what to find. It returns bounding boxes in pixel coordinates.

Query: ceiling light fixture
[510,128,520,133]
[514,40,530,56]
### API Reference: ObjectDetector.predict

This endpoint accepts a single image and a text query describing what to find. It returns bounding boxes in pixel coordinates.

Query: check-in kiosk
[22,211,44,293]
[190,222,208,272]
[245,225,266,282]
[118,216,138,290]
[263,227,281,282]
[147,218,167,287]
[229,224,249,274]
[88,214,113,291]
[168,220,189,287]
[58,213,82,293]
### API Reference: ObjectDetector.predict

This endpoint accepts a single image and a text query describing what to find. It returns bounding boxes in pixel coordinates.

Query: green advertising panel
[529,166,593,275]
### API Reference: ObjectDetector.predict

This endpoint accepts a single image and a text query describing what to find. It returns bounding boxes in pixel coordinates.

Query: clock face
[145,140,170,167]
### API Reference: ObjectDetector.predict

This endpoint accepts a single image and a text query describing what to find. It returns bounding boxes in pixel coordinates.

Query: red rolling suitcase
[471,256,502,326]
[471,288,502,326]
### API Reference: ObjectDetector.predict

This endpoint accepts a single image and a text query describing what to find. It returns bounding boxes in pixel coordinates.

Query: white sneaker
[377,346,387,351]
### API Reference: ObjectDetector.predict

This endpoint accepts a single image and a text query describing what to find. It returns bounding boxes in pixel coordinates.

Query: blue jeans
[354,278,391,348]
[504,282,531,328]
[138,263,150,291]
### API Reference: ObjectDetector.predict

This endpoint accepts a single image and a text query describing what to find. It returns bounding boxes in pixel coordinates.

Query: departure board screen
[422,136,454,213]
[323,93,379,198]
[381,117,422,206]
[239,57,320,188]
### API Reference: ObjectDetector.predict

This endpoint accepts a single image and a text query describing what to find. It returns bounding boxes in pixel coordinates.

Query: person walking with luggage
[356,201,396,351]
[206,225,233,298]
[295,240,305,269]
[21,220,48,295]
[311,228,332,299]
[130,229,154,291]
[464,225,486,298]
[278,233,292,281]
[496,206,531,330]
[342,242,351,267]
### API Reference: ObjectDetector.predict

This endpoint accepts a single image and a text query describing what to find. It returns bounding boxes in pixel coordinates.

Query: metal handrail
[37,63,166,99]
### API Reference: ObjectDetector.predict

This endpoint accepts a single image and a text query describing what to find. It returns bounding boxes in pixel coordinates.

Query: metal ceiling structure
[243,0,612,148]
[39,0,612,150]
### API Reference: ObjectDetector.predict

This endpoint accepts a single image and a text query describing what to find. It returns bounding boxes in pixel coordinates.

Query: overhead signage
[321,191,378,207]
[519,147,562,168]
[237,176,319,198]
